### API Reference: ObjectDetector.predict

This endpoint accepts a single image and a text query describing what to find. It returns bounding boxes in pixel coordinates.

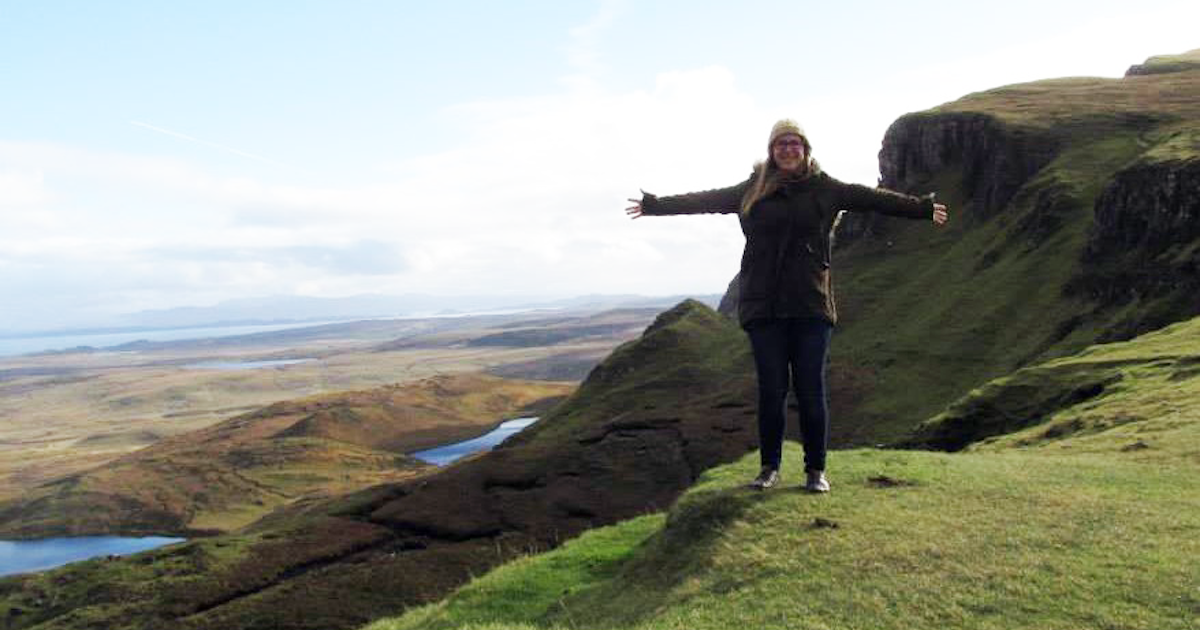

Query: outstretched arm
[835,181,949,226]
[625,179,751,219]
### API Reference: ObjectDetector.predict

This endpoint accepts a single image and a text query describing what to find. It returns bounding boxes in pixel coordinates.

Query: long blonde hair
[739,151,817,215]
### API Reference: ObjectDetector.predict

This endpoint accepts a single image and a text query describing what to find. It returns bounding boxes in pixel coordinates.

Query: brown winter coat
[640,167,933,327]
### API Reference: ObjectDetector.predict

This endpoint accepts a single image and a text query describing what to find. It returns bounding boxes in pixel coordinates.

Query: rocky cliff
[764,49,1200,442]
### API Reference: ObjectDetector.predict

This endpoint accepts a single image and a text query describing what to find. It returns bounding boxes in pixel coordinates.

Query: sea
[0,321,351,358]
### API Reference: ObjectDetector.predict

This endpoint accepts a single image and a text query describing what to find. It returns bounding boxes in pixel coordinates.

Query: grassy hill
[3,51,1199,630]
[826,48,1200,445]
[0,373,573,538]
[359,312,1200,630]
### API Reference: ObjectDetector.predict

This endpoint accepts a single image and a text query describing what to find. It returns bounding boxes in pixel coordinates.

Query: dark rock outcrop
[1086,158,1200,260]
[1071,156,1200,338]
[878,112,1057,213]
[1125,48,1200,76]
[716,273,740,319]
[836,112,1058,243]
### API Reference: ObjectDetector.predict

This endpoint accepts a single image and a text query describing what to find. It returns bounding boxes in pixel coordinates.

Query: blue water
[0,322,346,358]
[413,417,538,466]
[0,536,185,578]
[184,359,317,371]
[0,417,539,576]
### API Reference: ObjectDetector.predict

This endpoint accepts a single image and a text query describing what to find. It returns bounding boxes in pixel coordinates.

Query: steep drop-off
[822,48,1200,443]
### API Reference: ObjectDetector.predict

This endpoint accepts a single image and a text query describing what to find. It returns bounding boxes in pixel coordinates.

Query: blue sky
[1,0,1197,331]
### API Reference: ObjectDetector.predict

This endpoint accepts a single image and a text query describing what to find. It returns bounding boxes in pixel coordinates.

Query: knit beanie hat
[768,118,808,150]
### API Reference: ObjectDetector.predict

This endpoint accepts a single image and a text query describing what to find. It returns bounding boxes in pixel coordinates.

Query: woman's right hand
[625,197,644,219]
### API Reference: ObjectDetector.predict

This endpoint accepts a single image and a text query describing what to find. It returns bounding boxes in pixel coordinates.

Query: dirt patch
[867,475,915,488]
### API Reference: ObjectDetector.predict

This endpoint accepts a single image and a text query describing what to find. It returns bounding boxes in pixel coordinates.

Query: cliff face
[1073,155,1200,338]
[774,51,1200,442]
[1086,157,1200,261]
[832,112,1058,242]
[879,112,1058,214]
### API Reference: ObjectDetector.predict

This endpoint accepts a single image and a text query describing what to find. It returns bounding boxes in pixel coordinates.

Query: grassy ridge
[363,448,1198,630]
[360,313,1200,630]
[828,57,1200,445]
[912,314,1200,461]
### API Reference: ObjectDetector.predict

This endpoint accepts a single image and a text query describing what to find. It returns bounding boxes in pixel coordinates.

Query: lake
[412,417,539,466]
[1,417,540,576]
[0,322,345,358]
[0,536,185,578]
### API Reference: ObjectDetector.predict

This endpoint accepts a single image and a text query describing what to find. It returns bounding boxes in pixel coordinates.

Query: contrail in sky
[130,120,287,167]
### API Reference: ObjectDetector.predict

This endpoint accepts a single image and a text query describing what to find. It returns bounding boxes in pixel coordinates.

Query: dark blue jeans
[746,317,832,473]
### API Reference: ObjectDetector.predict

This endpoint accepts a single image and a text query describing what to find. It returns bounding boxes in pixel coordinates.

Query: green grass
[1130,48,1200,76]
[829,126,1148,443]
[911,314,1200,460]
[362,445,1198,630]
[964,317,1200,463]
[362,315,1200,630]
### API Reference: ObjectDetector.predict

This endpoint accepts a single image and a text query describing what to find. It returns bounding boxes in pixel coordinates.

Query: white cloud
[0,63,770,330]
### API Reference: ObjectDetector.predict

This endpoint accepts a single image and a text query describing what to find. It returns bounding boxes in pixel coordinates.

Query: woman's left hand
[932,203,949,226]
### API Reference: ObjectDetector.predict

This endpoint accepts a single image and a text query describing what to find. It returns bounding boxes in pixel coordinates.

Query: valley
[0,306,671,503]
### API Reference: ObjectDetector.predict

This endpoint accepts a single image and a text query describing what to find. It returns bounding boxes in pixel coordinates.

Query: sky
[2,0,1198,332]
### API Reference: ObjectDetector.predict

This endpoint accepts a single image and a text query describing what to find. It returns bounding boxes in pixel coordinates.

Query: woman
[626,119,948,493]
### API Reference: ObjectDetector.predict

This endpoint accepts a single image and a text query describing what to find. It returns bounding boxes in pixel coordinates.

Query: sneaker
[805,470,831,493]
[749,467,780,490]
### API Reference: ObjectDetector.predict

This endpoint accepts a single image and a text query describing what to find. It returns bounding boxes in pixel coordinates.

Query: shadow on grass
[547,481,778,628]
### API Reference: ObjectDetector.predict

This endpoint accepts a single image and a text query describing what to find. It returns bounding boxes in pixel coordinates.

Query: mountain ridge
[2,50,1199,630]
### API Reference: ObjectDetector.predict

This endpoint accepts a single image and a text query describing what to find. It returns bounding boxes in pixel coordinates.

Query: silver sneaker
[749,467,780,490]
[805,470,831,493]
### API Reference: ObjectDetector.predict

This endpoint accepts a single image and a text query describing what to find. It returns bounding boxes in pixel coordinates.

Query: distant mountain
[108,293,719,330]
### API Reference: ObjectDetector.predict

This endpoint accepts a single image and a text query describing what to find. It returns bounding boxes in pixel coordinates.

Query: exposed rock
[717,273,740,319]
[1125,49,1200,76]
[878,112,1059,207]
[1072,157,1200,336]
[1086,158,1200,260]
[834,113,1058,244]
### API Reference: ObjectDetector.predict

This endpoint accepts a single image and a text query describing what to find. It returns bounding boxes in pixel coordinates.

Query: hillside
[0,373,573,538]
[2,50,1198,630]
[824,48,1200,444]
[360,311,1200,630]
[0,300,760,630]
[906,312,1200,459]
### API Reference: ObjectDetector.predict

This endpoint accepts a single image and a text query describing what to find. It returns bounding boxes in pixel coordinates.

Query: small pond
[412,417,538,466]
[1,416,541,576]
[0,536,185,578]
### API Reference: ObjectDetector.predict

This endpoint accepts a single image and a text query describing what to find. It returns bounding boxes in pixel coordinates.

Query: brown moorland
[0,307,659,501]
[0,372,574,538]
